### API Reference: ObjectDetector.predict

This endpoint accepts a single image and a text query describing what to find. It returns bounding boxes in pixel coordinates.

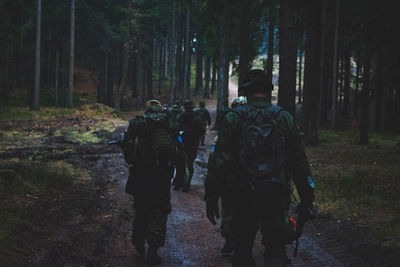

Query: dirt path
[5,83,399,266]
[20,81,339,267]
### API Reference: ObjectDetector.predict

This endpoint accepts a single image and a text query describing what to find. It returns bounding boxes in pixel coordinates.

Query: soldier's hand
[296,201,314,221]
[206,198,220,225]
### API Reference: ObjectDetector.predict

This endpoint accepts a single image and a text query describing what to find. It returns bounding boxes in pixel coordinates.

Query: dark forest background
[1,0,400,143]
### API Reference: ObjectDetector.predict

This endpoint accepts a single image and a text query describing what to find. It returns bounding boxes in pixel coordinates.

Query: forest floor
[1,84,400,266]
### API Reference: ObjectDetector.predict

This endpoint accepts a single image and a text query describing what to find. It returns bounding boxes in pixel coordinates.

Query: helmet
[184,99,194,110]
[145,99,162,111]
[199,101,205,108]
[239,69,273,95]
[231,96,247,108]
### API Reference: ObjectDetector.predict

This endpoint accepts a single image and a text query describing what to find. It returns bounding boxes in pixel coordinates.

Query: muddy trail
[2,106,400,266]
[13,120,399,267]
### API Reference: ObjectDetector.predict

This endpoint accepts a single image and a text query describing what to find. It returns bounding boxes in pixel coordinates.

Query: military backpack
[123,112,176,166]
[234,104,287,183]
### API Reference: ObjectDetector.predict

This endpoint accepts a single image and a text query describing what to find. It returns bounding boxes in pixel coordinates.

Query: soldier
[205,97,247,256]
[176,99,202,191]
[195,101,211,145]
[170,101,183,118]
[122,99,183,265]
[214,99,231,132]
[231,96,247,109]
[205,70,315,267]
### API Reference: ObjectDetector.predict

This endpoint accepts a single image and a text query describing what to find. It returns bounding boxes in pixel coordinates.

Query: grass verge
[308,130,400,247]
[0,160,89,265]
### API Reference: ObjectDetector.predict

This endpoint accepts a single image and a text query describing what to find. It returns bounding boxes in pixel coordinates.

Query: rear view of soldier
[122,100,183,265]
[195,101,211,145]
[170,101,183,118]
[176,100,202,191]
[205,70,315,267]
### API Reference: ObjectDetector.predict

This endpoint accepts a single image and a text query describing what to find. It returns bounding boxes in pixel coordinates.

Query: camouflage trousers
[232,182,292,266]
[183,144,198,186]
[132,190,171,247]
[131,167,174,248]
[221,192,234,244]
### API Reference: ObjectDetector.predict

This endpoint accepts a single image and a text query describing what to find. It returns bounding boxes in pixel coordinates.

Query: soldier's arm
[206,110,211,126]
[278,111,314,203]
[204,112,241,200]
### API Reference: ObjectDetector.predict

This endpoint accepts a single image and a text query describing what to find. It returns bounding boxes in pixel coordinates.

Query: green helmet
[231,96,247,108]
[184,99,194,110]
[145,99,162,112]
[239,69,273,95]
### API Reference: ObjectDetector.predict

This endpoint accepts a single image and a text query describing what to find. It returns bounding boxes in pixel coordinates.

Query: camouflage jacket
[205,97,314,203]
[195,107,211,127]
[122,110,180,166]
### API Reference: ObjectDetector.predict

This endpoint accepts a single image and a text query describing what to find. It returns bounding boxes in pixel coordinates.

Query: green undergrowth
[0,103,121,121]
[0,159,89,265]
[310,130,400,247]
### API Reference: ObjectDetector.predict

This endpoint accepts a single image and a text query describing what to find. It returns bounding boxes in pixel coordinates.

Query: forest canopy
[1,0,400,143]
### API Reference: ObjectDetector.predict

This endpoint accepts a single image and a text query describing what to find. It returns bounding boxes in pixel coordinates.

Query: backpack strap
[267,104,284,122]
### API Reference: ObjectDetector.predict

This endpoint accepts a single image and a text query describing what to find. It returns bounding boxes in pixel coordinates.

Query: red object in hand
[289,217,296,227]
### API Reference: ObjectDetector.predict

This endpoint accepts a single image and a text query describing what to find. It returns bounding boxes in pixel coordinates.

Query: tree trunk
[115,1,131,112]
[238,0,252,89]
[33,0,41,110]
[343,44,351,116]
[158,42,163,95]
[211,59,217,95]
[317,0,327,128]
[298,48,303,103]
[217,5,231,112]
[68,0,75,108]
[175,9,183,101]
[195,43,203,94]
[170,0,177,104]
[204,55,211,98]
[303,0,322,145]
[55,50,59,106]
[183,5,191,99]
[266,17,275,100]
[359,58,371,144]
[330,0,340,127]
[136,52,144,108]
[278,0,297,116]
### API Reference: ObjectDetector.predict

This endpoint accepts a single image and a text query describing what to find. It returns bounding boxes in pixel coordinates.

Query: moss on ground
[0,160,89,265]
[0,103,120,122]
[309,130,400,247]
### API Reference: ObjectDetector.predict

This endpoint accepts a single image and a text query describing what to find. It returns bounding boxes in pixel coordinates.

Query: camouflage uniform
[123,100,183,262]
[170,103,183,118]
[176,100,202,190]
[195,101,211,145]
[205,73,314,266]
[214,100,231,132]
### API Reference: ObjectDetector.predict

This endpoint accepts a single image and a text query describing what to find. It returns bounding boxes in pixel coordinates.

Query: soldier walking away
[195,101,211,145]
[205,96,247,256]
[205,69,315,267]
[121,99,184,265]
[230,96,247,109]
[176,99,202,191]
[214,99,231,132]
[170,100,183,118]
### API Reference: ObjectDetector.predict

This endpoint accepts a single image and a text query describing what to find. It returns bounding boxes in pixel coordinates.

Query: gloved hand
[296,201,314,221]
[206,197,220,225]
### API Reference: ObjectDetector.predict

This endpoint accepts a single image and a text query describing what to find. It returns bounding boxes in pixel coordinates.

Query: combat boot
[264,248,287,267]
[221,238,234,255]
[131,235,145,255]
[233,251,255,267]
[147,245,162,265]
